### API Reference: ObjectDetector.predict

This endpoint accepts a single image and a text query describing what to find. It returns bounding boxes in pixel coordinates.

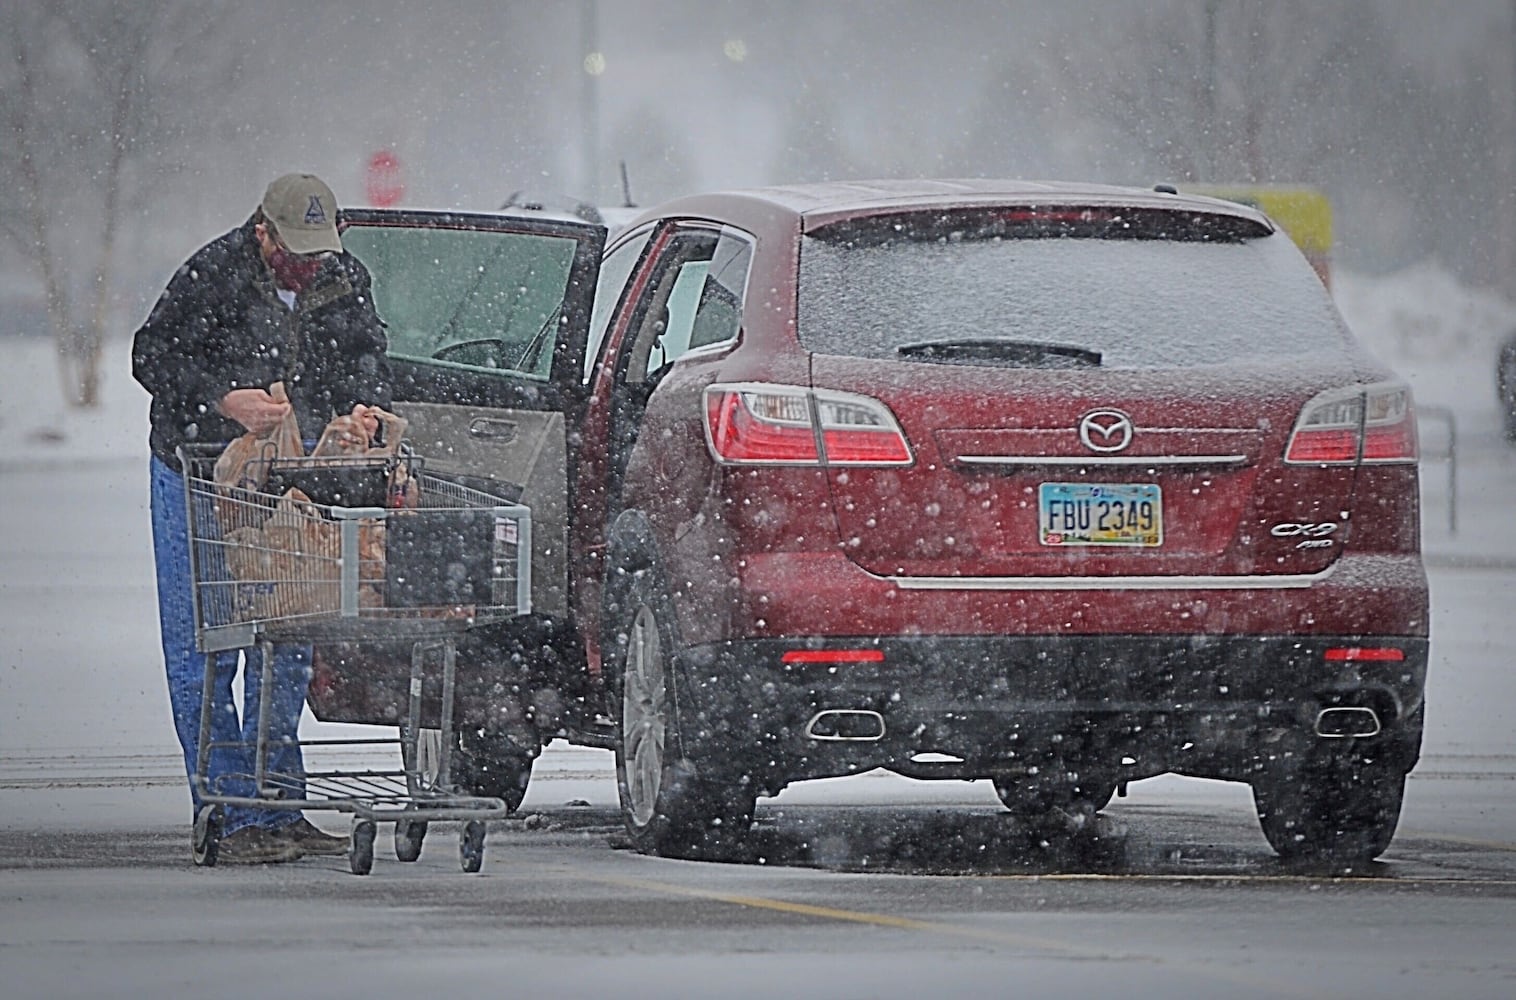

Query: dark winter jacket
[131,218,391,467]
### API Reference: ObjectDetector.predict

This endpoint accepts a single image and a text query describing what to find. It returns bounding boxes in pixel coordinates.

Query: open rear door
[339,208,605,616]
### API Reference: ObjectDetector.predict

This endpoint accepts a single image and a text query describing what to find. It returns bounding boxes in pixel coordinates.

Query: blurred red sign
[365,150,405,207]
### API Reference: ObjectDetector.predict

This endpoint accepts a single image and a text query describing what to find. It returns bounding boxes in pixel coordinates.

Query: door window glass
[688,231,751,351]
[343,225,579,380]
[585,227,653,384]
[622,226,753,385]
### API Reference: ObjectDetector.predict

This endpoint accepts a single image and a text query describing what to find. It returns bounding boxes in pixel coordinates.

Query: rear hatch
[796,204,1394,580]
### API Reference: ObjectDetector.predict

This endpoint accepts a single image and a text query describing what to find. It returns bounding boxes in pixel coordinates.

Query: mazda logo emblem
[1078,409,1134,452]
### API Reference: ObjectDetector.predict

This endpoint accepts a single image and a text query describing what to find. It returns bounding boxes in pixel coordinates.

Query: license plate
[1038,482,1163,547]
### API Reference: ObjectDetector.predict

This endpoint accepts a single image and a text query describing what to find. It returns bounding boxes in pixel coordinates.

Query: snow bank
[1335,262,1516,432]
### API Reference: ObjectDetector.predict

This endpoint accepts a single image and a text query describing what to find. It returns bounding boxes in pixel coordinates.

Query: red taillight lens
[1285,426,1360,464]
[1324,647,1406,662]
[705,386,819,463]
[1284,383,1416,465]
[704,383,912,466]
[1360,385,1418,463]
[814,394,913,464]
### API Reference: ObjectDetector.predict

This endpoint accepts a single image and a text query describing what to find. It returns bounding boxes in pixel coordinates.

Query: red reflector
[780,649,885,665]
[1324,647,1405,662]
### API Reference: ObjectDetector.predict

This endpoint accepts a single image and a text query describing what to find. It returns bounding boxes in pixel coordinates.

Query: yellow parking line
[1402,831,1516,853]
[584,871,1083,949]
[567,868,1319,999]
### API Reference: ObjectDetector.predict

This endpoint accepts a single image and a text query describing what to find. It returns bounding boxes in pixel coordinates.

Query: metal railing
[1417,405,1457,535]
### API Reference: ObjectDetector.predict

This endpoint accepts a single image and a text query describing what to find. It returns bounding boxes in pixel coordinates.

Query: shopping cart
[178,444,532,874]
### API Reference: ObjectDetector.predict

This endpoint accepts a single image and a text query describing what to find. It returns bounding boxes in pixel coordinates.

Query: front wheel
[459,820,487,873]
[609,568,755,858]
[1251,752,1407,863]
[349,819,376,875]
[394,820,426,862]
[192,805,223,867]
[451,729,536,813]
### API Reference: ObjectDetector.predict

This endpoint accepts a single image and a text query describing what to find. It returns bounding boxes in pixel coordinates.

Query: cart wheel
[192,805,223,867]
[349,819,376,876]
[394,820,427,862]
[459,820,486,873]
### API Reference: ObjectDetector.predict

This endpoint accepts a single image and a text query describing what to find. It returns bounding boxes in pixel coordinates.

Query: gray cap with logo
[261,173,342,254]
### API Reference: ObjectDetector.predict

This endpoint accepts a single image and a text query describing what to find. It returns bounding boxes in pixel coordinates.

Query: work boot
[276,817,348,856]
[218,826,304,864]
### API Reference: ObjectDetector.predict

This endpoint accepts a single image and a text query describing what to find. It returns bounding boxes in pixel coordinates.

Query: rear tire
[1251,751,1407,863]
[1498,341,1516,443]
[991,766,1117,820]
[609,566,755,858]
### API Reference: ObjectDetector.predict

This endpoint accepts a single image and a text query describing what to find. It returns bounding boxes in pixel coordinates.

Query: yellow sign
[1189,185,1333,287]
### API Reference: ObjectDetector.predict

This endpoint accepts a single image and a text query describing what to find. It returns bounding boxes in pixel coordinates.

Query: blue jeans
[150,455,309,834]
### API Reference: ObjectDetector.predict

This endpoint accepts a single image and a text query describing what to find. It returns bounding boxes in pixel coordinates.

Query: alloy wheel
[622,602,667,827]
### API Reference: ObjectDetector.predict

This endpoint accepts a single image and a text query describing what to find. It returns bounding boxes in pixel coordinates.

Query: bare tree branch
[0,1,239,407]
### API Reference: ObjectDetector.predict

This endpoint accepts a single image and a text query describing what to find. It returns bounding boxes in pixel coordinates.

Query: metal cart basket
[179,444,532,874]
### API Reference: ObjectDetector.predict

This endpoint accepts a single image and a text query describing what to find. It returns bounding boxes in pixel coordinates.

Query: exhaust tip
[1315,705,1382,739]
[805,709,885,742]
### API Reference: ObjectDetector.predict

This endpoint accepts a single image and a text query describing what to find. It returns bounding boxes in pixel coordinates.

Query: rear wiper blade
[896,338,1102,368]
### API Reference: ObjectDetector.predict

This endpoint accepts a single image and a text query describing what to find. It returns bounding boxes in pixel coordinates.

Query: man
[133,173,390,863]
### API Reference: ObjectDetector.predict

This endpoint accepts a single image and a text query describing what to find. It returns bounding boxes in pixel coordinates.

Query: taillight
[704,383,913,466]
[1284,382,1417,465]
[1360,385,1417,462]
[705,385,819,463]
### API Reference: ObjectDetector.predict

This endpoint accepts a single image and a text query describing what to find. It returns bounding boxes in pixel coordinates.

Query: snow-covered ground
[1,264,1514,826]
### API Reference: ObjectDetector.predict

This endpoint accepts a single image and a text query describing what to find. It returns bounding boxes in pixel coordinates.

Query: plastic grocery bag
[213,382,304,493]
[223,486,388,621]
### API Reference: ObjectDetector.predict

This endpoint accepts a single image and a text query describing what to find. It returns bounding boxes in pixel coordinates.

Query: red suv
[319,180,1427,863]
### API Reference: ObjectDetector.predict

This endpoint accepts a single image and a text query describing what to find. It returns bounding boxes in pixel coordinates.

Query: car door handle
[468,417,518,442]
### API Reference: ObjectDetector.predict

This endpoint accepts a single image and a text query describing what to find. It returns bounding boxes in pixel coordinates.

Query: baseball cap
[260,173,343,254]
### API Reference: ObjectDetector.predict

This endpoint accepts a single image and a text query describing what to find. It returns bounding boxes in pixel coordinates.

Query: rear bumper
[728,550,1429,639]
[672,632,1428,792]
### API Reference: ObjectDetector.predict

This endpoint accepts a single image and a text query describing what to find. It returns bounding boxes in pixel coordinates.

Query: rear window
[797,209,1349,369]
